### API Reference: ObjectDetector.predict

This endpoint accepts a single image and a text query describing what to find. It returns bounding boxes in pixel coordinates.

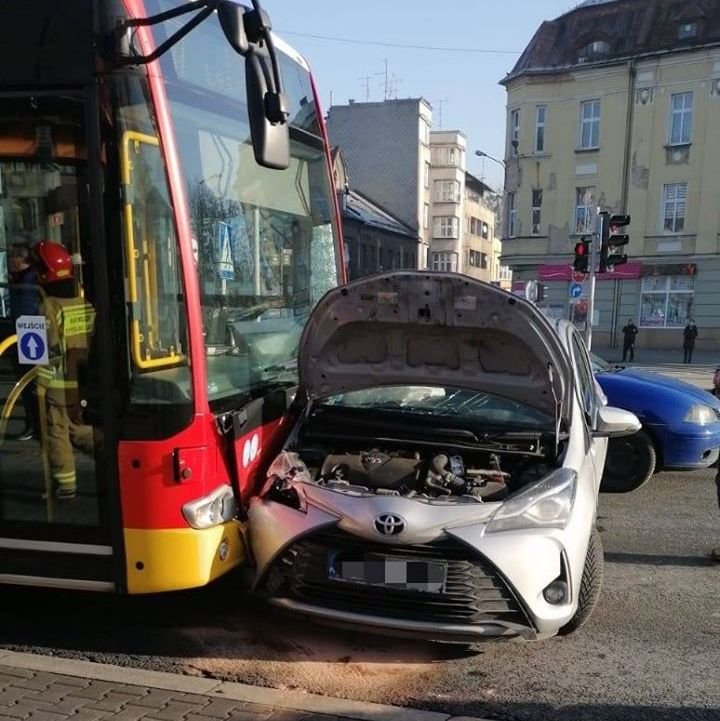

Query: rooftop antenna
[435,97,450,129]
[381,58,390,100]
[358,75,373,101]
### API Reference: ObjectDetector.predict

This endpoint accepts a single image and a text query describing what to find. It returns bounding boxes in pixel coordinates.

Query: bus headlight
[182,485,238,529]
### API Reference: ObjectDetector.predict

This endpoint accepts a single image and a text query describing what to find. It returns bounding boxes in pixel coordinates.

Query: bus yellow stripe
[123,522,246,594]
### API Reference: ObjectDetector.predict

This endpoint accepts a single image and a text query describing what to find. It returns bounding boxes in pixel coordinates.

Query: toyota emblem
[374,513,406,536]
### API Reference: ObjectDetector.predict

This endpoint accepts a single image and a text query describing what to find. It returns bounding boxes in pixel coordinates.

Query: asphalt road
[1,468,718,721]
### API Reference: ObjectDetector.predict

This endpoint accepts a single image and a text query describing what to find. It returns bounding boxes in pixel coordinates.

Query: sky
[262,0,580,191]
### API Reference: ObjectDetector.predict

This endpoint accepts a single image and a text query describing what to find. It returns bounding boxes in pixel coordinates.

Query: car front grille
[263,528,532,629]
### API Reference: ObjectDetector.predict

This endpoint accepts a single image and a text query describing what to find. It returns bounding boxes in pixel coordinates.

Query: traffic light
[600,214,630,272]
[573,238,590,274]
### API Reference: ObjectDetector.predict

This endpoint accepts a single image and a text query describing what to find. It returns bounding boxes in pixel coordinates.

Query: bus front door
[0,92,119,591]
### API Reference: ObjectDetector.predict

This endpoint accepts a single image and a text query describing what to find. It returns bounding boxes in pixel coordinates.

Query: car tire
[600,429,656,493]
[559,528,604,636]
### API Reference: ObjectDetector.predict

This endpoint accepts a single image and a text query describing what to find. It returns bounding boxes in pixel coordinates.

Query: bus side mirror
[217,1,250,54]
[217,0,290,170]
[245,51,290,170]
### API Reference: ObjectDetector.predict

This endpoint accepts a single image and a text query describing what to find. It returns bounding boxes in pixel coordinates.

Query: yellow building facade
[501,0,720,351]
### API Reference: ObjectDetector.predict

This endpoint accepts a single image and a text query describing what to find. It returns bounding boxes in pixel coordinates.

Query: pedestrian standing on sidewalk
[621,318,638,363]
[682,319,698,364]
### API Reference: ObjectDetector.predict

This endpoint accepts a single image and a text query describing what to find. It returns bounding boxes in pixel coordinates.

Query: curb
[0,650,491,721]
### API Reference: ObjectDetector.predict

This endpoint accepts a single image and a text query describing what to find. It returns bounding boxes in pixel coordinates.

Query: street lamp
[474,149,506,169]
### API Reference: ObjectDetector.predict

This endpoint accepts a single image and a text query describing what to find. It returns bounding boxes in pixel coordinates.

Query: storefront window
[639,276,694,328]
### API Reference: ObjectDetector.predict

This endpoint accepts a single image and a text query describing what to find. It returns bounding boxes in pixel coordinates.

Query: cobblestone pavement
[0,652,486,721]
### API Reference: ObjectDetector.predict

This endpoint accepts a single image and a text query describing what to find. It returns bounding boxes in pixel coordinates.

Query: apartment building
[500,0,720,350]
[426,129,501,282]
[327,98,432,269]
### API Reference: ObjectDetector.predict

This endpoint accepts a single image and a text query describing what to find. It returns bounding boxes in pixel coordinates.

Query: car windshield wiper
[310,407,549,453]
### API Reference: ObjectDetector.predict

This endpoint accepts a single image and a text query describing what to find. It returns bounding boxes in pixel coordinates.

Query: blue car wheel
[601,429,657,493]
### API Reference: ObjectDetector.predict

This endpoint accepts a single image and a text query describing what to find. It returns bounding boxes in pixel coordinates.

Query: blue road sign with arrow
[570,282,584,299]
[16,315,49,365]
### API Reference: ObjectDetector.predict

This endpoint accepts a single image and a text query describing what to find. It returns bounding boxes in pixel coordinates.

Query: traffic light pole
[585,211,604,350]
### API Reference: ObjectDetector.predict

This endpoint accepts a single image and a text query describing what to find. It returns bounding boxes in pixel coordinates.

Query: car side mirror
[593,406,641,438]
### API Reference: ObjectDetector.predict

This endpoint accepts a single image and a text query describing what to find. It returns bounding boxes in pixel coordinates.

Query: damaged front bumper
[248,490,585,641]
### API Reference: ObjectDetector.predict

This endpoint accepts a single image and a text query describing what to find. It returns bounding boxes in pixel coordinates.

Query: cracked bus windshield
[150,1,340,411]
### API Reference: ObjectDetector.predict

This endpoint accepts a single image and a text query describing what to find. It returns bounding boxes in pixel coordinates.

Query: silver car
[248,272,640,641]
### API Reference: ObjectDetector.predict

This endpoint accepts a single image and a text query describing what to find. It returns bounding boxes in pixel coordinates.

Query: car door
[569,329,607,491]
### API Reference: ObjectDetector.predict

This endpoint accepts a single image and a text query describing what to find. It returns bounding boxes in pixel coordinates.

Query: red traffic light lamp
[573,238,590,273]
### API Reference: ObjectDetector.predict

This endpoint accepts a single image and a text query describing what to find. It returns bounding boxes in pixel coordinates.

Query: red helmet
[34,241,73,284]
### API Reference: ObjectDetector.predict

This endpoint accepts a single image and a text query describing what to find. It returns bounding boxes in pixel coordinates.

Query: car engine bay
[264,441,556,505]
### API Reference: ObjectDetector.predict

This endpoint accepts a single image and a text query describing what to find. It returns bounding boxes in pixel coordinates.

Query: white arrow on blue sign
[216,222,235,281]
[16,315,49,365]
[569,282,584,299]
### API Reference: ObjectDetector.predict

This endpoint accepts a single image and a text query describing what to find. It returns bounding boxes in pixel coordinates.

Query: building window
[467,250,487,269]
[574,186,595,234]
[433,216,458,239]
[580,40,610,61]
[421,119,430,144]
[469,217,488,237]
[535,105,547,153]
[423,203,429,229]
[431,251,457,272]
[424,161,430,188]
[431,147,458,166]
[531,189,543,235]
[510,109,520,156]
[580,100,601,149]
[678,22,698,40]
[507,192,517,237]
[639,275,694,328]
[669,92,693,145]
[498,265,512,282]
[434,179,460,202]
[662,183,687,233]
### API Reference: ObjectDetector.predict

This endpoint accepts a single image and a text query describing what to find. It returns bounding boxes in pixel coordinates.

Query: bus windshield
[147,1,341,412]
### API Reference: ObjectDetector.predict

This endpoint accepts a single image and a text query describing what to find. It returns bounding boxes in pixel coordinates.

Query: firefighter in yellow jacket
[33,241,96,500]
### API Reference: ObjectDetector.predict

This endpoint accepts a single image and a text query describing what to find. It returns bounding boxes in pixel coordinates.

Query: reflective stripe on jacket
[37,296,96,391]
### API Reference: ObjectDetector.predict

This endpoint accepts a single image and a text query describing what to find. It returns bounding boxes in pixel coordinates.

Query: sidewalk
[0,651,486,721]
[592,346,718,366]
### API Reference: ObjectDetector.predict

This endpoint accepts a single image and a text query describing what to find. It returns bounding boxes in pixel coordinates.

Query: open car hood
[298,272,571,417]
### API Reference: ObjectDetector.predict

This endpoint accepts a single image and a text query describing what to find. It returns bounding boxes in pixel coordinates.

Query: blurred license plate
[328,553,446,593]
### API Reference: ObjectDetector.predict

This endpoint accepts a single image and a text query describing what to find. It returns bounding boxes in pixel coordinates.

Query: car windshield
[322,385,554,430]
[590,352,613,373]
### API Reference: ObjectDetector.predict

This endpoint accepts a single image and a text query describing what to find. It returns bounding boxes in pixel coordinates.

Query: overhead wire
[276,30,521,55]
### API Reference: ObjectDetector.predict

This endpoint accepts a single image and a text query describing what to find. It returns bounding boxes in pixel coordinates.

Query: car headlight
[684,404,717,425]
[182,485,237,529]
[486,468,577,533]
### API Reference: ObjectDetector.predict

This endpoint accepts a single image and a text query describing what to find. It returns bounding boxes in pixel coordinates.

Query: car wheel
[600,429,656,493]
[559,528,604,636]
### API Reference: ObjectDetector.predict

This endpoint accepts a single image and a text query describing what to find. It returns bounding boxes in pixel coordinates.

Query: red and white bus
[0,0,344,593]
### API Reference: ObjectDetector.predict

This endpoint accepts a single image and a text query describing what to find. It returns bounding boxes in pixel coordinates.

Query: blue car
[591,354,720,492]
